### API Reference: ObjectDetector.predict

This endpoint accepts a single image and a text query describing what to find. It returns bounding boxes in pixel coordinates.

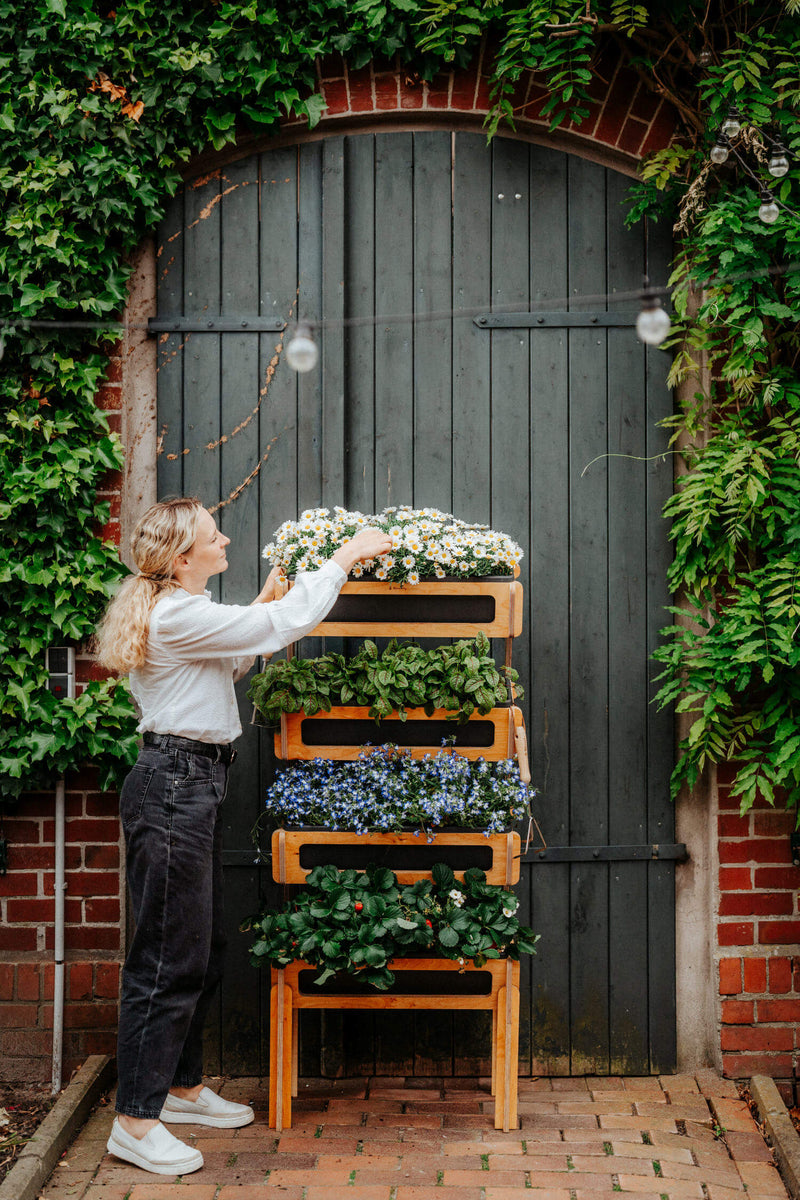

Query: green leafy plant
[242,860,539,990]
[248,633,521,724]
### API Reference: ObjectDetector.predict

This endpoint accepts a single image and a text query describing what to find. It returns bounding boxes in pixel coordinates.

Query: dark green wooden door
[155,130,675,1077]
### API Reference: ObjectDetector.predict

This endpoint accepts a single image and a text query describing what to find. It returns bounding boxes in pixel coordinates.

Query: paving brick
[218,1190,304,1200]
[709,1098,759,1132]
[486,1190,570,1200]
[724,1129,775,1162]
[735,1160,790,1193]
[617,1174,704,1196]
[522,1112,601,1129]
[396,1189,483,1200]
[598,1114,679,1131]
[704,1187,749,1200]
[128,1187,218,1199]
[608,1141,693,1164]
[661,1075,701,1094]
[443,1168,529,1185]
[306,1189,392,1200]
[367,1113,443,1128]
[558,1101,638,1114]
[571,1154,653,1175]
[655,1160,746,1187]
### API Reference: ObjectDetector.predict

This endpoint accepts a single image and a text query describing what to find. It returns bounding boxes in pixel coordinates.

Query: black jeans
[115,734,234,1118]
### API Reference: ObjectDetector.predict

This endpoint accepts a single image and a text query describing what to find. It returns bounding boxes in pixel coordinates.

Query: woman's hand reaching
[252,565,288,605]
[332,526,393,574]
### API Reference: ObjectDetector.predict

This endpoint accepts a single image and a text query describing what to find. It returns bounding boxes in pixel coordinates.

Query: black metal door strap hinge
[148,316,286,333]
[525,843,688,863]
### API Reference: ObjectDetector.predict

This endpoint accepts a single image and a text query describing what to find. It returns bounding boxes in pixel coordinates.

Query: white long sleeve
[130,560,346,744]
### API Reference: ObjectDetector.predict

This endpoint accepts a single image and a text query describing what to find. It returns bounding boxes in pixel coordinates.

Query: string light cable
[0,261,798,365]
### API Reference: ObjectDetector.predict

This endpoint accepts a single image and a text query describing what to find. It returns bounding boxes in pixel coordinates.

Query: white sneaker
[160,1085,255,1128]
[106,1117,204,1175]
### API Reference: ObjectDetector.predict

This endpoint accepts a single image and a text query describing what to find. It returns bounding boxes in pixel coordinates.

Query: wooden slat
[302,578,523,639]
[527,142,571,1077]
[374,131,414,508]
[274,704,525,763]
[270,829,522,886]
[274,958,512,1010]
[606,168,650,1076]
[344,135,376,513]
[412,130,453,512]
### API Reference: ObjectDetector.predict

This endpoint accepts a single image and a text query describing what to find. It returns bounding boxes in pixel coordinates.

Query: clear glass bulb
[710,140,729,164]
[721,108,742,139]
[285,325,319,373]
[758,196,780,225]
[768,147,789,178]
[636,304,671,346]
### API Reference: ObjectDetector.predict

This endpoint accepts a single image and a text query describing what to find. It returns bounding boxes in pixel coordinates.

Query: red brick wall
[716,762,799,1088]
[0,773,123,1081]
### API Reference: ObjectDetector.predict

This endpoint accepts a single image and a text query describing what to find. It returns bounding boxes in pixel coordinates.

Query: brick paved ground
[40,1071,789,1200]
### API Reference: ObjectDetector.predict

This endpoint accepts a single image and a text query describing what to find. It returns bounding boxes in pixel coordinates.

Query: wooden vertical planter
[264,573,529,1130]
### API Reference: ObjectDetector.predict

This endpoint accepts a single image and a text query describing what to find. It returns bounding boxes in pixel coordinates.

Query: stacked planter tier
[267,574,529,1131]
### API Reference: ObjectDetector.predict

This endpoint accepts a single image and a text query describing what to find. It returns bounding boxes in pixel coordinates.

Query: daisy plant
[262,505,523,583]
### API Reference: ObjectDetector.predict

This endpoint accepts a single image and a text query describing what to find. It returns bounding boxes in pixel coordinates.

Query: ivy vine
[1,1,798,816]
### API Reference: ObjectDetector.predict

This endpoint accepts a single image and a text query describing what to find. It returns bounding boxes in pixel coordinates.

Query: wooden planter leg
[494,963,520,1131]
[491,1005,497,1098]
[292,1007,299,1097]
[269,970,294,1131]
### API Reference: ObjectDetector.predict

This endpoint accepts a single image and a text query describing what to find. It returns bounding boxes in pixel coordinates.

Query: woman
[94,497,391,1175]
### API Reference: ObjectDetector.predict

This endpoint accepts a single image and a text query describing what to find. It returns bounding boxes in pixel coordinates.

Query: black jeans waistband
[143,732,237,764]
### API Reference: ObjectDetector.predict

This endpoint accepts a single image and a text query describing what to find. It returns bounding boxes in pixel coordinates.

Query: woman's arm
[252,527,392,606]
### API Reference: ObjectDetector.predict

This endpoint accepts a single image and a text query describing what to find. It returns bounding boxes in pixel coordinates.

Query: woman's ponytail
[93,497,203,673]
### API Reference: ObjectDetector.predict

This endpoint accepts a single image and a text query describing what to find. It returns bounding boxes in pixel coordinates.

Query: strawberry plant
[243,861,540,990]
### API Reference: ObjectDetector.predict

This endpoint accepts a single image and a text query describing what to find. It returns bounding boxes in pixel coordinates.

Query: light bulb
[285,323,319,372]
[710,135,730,164]
[768,144,790,178]
[720,105,742,139]
[697,48,712,67]
[636,304,671,345]
[758,189,780,225]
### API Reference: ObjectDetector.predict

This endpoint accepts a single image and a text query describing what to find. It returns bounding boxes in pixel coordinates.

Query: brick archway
[185,53,678,184]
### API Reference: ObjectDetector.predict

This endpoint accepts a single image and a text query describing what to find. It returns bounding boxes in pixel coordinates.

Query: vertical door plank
[566,155,610,1076]
[182,171,223,597]
[606,175,650,1073]
[527,145,571,1075]
[258,145,303,1073]
[321,137,346,507]
[412,130,453,512]
[371,131,418,1078]
[490,138,532,1074]
[156,190,186,500]
[344,135,376,514]
[452,133,492,524]
[217,155,264,1074]
[411,129,457,1072]
[374,132,414,509]
[297,143,324,512]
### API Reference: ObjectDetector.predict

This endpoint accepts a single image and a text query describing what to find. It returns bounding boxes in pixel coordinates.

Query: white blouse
[130,560,346,744]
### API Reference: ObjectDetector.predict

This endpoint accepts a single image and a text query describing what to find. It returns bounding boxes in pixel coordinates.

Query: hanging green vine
[1,1,798,814]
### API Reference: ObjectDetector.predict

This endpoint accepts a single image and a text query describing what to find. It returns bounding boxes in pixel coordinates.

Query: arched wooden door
[155,130,676,1077]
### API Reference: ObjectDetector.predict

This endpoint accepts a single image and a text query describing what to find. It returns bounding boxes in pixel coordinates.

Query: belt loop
[214,745,222,763]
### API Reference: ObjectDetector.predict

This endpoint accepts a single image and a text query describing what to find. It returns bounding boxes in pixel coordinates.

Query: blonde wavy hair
[94,497,204,673]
